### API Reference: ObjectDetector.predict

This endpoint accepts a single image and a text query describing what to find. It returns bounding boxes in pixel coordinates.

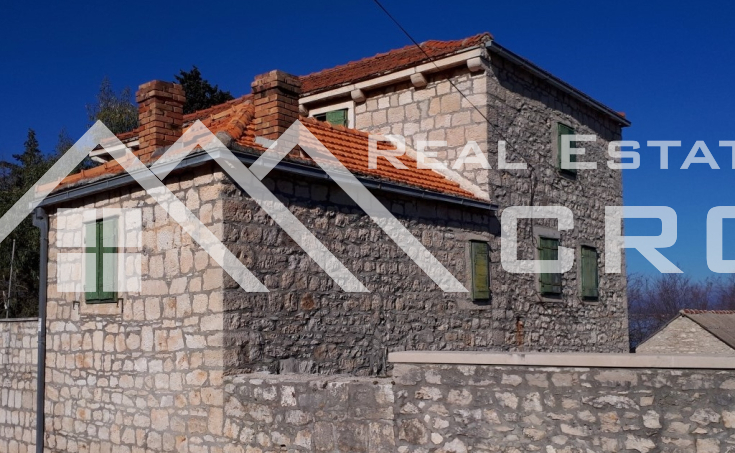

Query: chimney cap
[251,70,301,92]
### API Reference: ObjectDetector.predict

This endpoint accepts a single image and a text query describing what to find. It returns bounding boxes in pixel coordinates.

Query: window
[314,109,348,127]
[469,241,490,300]
[85,218,117,303]
[538,237,562,295]
[581,245,599,299]
[557,123,577,175]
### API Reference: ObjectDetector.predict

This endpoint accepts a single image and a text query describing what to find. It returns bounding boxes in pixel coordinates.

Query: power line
[369,0,538,207]
[370,0,548,303]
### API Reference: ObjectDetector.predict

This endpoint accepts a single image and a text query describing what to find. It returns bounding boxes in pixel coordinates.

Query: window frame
[84,218,118,304]
[308,101,355,128]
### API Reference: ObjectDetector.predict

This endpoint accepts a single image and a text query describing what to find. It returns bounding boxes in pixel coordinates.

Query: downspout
[32,207,48,453]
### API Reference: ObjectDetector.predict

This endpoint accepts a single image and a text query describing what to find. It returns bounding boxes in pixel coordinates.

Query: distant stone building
[637,309,735,355]
[26,32,633,452]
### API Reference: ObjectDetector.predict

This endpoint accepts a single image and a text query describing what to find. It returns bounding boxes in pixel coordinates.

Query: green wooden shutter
[581,246,599,299]
[539,237,561,295]
[98,219,117,300]
[470,241,490,300]
[84,222,99,301]
[557,123,577,174]
[326,109,348,127]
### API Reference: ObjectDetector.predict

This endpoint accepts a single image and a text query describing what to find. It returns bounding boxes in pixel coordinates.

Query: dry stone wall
[0,318,38,453]
[222,374,395,452]
[222,166,629,377]
[393,361,735,453]
[211,355,735,452]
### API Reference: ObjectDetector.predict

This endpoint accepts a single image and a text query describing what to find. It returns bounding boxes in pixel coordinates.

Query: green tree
[174,66,234,114]
[0,129,56,318]
[55,127,93,172]
[86,77,138,135]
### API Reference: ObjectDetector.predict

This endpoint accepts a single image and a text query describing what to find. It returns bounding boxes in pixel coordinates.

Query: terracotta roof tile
[53,34,497,199]
[54,100,476,200]
[300,33,492,94]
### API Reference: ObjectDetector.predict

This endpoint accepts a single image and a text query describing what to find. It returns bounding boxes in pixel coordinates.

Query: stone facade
[353,67,490,193]
[637,316,735,356]
[27,41,637,451]
[0,318,38,453]
[43,164,231,453]
[221,172,496,376]
[311,54,630,356]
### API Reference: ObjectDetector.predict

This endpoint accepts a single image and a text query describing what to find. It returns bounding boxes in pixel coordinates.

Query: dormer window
[314,108,348,127]
[307,101,354,128]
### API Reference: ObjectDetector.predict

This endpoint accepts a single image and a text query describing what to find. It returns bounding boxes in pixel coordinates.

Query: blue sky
[0,0,733,280]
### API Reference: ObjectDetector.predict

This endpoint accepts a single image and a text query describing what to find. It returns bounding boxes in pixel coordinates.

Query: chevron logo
[1,120,468,293]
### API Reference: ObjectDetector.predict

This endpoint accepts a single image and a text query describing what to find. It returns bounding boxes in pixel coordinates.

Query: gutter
[31,207,48,453]
[38,147,498,212]
[485,41,631,127]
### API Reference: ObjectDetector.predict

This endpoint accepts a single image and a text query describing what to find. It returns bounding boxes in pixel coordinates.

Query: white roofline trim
[299,48,486,105]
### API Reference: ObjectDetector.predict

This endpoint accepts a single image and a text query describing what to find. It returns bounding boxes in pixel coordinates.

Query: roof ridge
[681,309,735,315]
[182,94,252,123]
[299,32,492,94]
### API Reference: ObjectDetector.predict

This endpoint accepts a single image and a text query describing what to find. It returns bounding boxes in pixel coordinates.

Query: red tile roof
[300,33,492,94]
[54,100,474,200]
[52,33,502,199]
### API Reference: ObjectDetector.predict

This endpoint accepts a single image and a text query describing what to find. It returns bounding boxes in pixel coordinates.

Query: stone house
[28,32,632,452]
[636,309,735,355]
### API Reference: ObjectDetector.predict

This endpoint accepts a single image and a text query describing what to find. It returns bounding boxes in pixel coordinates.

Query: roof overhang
[38,145,497,212]
[300,48,487,105]
[485,41,631,127]
[300,41,630,128]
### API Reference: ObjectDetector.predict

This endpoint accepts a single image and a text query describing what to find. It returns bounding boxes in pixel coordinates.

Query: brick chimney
[251,70,301,140]
[135,80,185,156]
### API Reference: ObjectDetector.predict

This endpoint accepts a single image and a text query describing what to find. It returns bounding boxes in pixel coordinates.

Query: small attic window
[314,109,348,127]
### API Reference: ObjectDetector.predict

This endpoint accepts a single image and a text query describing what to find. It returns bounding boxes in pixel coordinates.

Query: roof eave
[486,40,631,127]
[38,145,497,212]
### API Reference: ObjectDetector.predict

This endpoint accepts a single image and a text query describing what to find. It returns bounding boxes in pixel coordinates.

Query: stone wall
[222,161,628,376]
[313,54,630,355]
[207,352,735,452]
[481,53,629,354]
[637,316,735,356]
[221,171,498,376]
[353,66,490,194]
[0,318,38,453]
[391,353,735,453]
[222,374,395,452]
[43,163,231,453]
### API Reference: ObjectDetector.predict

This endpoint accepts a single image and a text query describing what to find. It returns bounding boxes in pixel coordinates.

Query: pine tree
[0,129,55,317]
[174,66,234,114]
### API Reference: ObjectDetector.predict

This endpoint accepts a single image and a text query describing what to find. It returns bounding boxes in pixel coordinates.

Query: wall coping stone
[0,317,37,323]
[388,351,735,369]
